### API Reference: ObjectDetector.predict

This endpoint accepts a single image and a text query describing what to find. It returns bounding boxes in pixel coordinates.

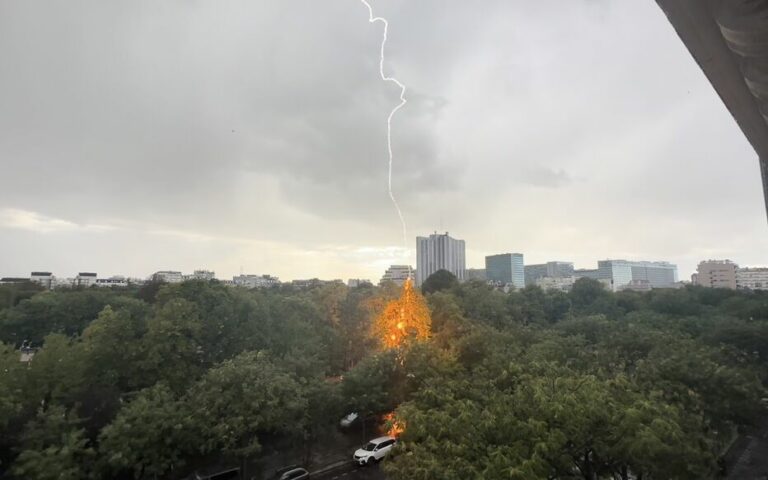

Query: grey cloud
[0,0,765,280]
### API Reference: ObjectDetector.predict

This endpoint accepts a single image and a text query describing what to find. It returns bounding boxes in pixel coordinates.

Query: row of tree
[1,275,767,478]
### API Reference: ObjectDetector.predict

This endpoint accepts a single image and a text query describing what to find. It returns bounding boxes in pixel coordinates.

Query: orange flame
[383,412,405,438]
[373,279,431,349]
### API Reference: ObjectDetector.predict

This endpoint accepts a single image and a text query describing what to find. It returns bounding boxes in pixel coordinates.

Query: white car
[340,412,359,428]
[352,436,397,466]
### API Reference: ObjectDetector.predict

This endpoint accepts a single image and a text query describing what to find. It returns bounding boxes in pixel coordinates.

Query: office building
[597,260,678,291]
[95,277,129,288]
[525,261,574,286]
[416,232,466,286]
[535,276,575,292]
[184,270,216,281]
[574,268,601,280]
[465,268,487,281]
[380,265,414,286]
[737,267,768,290]
[233,274,281,288]
[152,271,183,283]
[694,260,738,289]
[75,272,97,288]
[619,279,653,292]
[485,253,525,290]
[30,272,55,289]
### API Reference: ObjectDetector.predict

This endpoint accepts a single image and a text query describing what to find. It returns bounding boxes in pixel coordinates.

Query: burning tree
[373,279,431,349]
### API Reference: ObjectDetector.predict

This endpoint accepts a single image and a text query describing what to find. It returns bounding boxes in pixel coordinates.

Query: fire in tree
[382,412,405,438]
[373,279,431,349]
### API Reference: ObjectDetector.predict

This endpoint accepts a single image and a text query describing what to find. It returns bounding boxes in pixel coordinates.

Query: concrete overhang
[656,0,768,219]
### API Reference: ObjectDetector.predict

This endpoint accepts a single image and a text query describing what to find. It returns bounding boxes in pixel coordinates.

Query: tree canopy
[0,278,767,479]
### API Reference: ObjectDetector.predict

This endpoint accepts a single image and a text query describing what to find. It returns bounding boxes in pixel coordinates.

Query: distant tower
[415,232,466,286]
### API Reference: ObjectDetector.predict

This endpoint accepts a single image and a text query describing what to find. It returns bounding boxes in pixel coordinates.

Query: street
[314,463,386,480]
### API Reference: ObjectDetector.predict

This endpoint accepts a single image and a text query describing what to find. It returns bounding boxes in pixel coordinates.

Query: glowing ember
[374,279,431,349]
[383,412,405,438]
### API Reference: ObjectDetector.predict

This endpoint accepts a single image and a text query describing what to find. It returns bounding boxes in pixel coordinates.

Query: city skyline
[2,244,763,285]
[0,1,766,284]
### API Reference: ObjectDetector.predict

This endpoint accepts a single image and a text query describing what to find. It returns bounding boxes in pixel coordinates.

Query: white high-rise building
[416,232,466,287]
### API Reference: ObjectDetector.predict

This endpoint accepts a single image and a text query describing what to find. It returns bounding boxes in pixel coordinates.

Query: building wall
[534,276,575,292]
[525,261,574,286]
[524,264,548,286]
[380,265,413,286]
[233,274,280,288]
[416,233,466,286]
[597,260,678,291]
[153,271,183,283]
[465,268,487,281]
[574,269,601,280]
[695,260,738,289]
[75,273,98,287]
[737,268,768,290]
[485,253,524,289]
[30,272,54,289]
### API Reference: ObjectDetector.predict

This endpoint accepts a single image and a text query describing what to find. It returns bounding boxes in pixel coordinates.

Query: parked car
[352,436,396,466]
[276,467,309,480]
[339,412,359,428]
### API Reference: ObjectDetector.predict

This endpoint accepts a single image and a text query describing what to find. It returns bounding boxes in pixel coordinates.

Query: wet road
[315,463,386,480]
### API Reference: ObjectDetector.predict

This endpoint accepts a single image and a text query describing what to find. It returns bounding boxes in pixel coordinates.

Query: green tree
[98,383,192,479]
[185,351,307,461]
[11,406,95,480]
[421,270,459,295]
[141,298,205,393]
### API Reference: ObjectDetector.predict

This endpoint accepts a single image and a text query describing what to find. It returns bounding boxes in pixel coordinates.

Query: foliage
[0,278,767,479]
[421,269,459,295]
[373,280,431,349]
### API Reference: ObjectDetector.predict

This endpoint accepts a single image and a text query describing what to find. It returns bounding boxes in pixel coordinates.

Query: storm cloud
[0,0,765,280]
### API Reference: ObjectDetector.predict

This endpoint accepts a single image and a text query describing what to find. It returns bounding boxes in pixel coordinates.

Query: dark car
[277,467,309,480]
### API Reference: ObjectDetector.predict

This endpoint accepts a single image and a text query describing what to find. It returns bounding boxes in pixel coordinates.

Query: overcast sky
[0,0,765,282]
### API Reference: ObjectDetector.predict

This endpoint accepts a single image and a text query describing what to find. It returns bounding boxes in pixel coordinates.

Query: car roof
[369,436,395,443]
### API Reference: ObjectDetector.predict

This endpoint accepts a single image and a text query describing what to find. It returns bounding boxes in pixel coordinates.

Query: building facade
[574,268,601,280]
[416,232,466,286]
[95,277,129,288]
[597,260,678,291]
[694,260,738,289]
[737,267,768,290]
[30,272,55,289]
[524,261,574,286]
[380,265,414,286]
[233,274,280,288]
[152,271,183,283]
[75,272,98,288]
[465,268,487,282]
[534,276,575,292]
[485,253,525,290]
[184,270,216,281]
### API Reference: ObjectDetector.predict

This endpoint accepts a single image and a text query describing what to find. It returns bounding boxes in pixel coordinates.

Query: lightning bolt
[359,0,410,271]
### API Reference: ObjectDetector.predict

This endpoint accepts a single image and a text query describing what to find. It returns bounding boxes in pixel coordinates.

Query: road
[314,463,386,480]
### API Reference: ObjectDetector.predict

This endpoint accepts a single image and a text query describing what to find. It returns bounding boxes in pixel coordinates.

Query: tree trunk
[620,465,629,480]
